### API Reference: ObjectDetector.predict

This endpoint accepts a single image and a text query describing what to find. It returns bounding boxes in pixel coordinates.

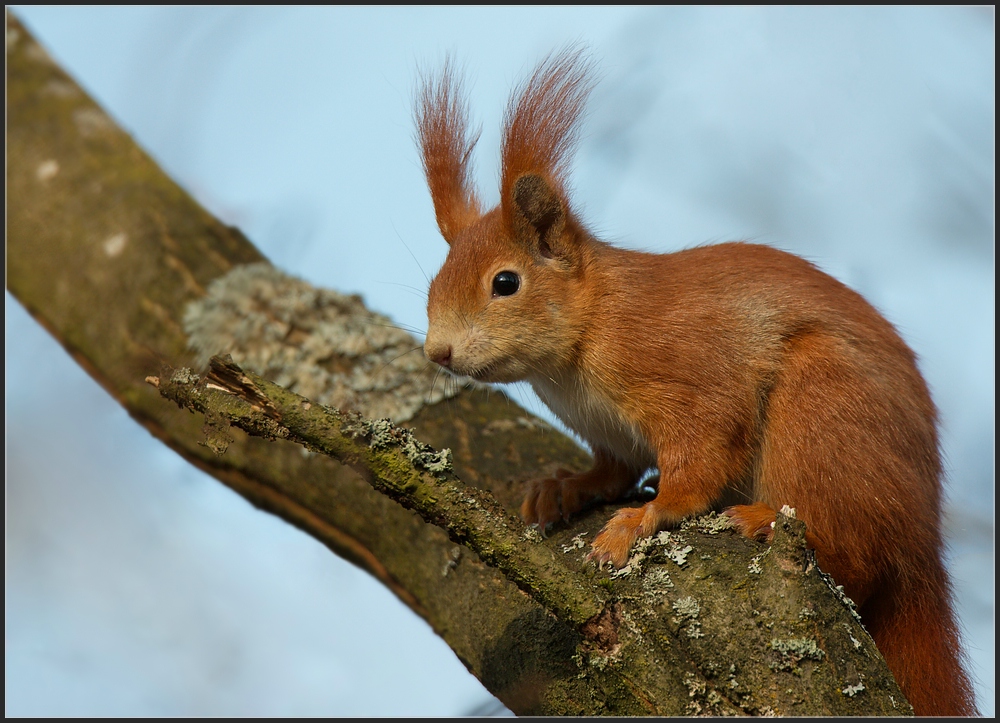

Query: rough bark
[7,12,911,715]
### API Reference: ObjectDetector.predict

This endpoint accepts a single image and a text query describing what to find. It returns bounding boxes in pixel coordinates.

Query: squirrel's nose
[425,342,452,368]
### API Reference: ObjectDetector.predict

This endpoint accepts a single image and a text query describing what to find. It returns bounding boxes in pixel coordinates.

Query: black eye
[492,271,520,297]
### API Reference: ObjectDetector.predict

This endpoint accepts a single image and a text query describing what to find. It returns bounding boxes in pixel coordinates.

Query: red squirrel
[415,50,977,716]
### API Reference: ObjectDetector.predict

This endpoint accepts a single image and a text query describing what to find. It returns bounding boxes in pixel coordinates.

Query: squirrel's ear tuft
[500,47,594,225]
[415,59,482,245]
[500,47,594,262]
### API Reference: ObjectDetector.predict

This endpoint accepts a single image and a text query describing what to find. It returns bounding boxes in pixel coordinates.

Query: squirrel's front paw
[588,507,647,568]
[520,469,589,528]
[589,501,678,568]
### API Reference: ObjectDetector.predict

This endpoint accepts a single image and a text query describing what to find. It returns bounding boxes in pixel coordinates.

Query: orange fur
[415,58,482,244]
[415,50,977,716]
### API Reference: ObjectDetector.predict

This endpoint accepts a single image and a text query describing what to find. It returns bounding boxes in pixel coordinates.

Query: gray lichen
[683,671,724,715]
[405,438,453,474]
[342,413,453,475]
[842,622,863,650]
[641,567,674,595]
[680,511,734,535]
[770,637,827,674]
[184,263,461,422]
[823,576,864,623]
[672,596,706,638]
[665,542,695,567]
[672,596,701,620]
[170,367,200,386]
[561,532,588,553]
[770,637,825,661]
[521,526,544,543]
[842,682,866,697]
[748,550,769,575]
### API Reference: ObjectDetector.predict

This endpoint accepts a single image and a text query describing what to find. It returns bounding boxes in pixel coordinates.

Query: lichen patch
[561,532,588,553]
[769,637,826,674]
[184,263,462,422]
[672,596,700,620]
[819,570,863,623]
[521,526,543,543]
[748,549,769,575]
[770,637,825,660]
[842,682,865,697]
[665,543,694,567]
[103,232,127,257]
[35,159,59,182]
[343,414,453,475]
[641,567,674,595]
[681,511,734,535]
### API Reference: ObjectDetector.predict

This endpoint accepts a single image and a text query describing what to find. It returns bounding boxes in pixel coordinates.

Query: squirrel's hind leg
[724,501,778,542]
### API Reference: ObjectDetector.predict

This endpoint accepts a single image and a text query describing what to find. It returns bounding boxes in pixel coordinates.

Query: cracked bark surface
[7,12,910,715]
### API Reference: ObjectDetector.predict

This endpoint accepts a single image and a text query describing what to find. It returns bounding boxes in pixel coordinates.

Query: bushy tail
[863,565,978,716]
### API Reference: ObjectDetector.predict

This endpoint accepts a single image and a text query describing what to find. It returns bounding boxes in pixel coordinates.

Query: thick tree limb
[7,12,911,715]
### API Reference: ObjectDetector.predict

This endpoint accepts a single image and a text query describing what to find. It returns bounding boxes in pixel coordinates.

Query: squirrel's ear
[416,62,482,246]
[511,173,568,260]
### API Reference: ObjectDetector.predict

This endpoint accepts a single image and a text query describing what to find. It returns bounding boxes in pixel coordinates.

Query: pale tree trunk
[6,12,910,716]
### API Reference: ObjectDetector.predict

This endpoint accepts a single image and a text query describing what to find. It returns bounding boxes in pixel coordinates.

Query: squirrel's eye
[492,271,520,297]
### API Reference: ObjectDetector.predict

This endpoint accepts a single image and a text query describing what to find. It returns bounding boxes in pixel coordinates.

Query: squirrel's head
[416,50,595,383]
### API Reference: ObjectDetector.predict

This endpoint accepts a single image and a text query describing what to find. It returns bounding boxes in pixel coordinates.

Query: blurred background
[6,6,993,716]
